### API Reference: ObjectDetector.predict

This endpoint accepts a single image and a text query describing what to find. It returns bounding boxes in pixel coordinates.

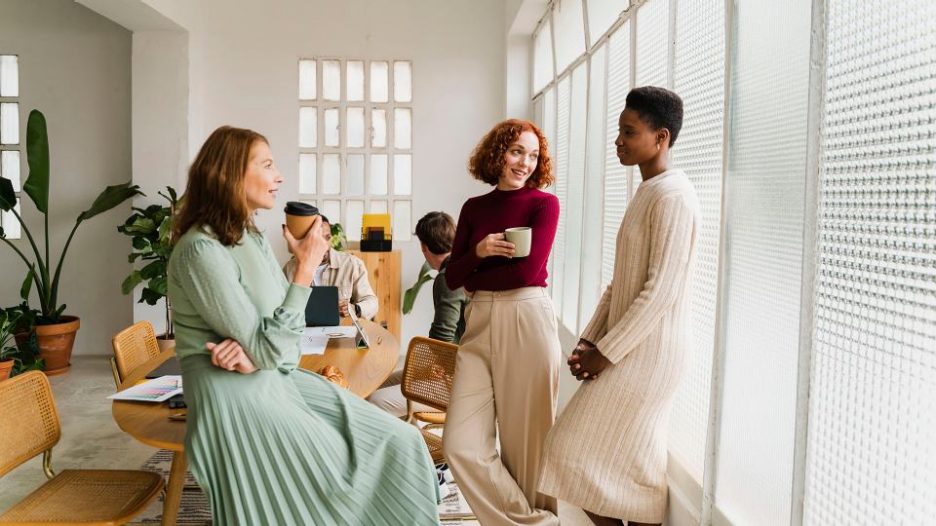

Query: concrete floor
[0,356,591,525]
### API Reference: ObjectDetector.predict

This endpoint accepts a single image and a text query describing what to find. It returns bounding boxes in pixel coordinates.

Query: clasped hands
[206,338,257,374]
[568,339,611,381]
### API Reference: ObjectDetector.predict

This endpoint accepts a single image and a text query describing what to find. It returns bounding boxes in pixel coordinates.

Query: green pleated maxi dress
[167,227,441,525]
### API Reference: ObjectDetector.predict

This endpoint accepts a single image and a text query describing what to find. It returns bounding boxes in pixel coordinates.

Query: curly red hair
[468,119,554,189]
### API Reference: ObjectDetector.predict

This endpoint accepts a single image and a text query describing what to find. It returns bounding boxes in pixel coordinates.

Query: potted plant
[117,186,178,350]
[0,109,143,374]
[330,222,347,251]
[0,308,22,380]
[0,304,43,380]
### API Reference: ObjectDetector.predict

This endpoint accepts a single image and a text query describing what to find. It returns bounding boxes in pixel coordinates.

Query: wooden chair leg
[161,450,187,526]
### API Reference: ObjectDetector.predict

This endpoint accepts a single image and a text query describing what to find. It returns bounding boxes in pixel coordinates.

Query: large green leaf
[0,177,15,211]
[140,260,166,280]
[121,270,143,295]
[140,287,164,305]
[20,267,34,300]
[77,182,143,222]
[24,110,50,214]
[402,262,435,315]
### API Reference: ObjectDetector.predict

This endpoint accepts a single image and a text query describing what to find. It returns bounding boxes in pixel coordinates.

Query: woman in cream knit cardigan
[539,87,700,526]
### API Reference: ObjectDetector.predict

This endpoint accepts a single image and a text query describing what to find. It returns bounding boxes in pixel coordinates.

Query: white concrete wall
[0,0,132,356]
[133,0,509,348]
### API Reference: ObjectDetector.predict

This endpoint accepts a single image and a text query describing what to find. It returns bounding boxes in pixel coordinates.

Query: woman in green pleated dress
[167,125,441,525]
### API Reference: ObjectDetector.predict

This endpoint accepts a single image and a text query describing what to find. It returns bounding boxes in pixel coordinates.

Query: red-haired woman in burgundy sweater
[443,119,561,526]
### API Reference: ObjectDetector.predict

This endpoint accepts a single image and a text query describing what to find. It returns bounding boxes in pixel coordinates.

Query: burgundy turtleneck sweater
[446,186,560,292]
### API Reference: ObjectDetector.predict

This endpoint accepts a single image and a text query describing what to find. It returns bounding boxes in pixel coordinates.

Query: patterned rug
[130,450,476,525]
[131,449,212,525]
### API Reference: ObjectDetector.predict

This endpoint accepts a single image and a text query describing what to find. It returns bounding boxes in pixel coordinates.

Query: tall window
[297,59,413,241]
[0,54,21,240]
[528,0,936,524]
[804,1,936,523]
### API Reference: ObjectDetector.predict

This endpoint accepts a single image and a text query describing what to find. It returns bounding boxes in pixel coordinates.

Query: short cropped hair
[625,86,684,146]
[467,119,553,189]
[415,211,456,255]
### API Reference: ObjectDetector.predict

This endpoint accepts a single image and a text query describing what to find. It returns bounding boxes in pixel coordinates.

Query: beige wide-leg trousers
[443,287,561,526]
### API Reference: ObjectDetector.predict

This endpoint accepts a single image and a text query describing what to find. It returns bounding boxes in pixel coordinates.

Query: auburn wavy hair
[468,119,553,189]
[173,126,268,246]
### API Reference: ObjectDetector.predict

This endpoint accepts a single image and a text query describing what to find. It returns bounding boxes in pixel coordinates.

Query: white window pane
[560,62,588,331]
[347,60,364,101]
[392,200,412,241]
[603,23,631,289]
[714,0,811,522]
[345,200,364,242]
[347,107,365,148]
[668,0,725,485]
[371,109,387,147]
[533,20,554,93]
[635,0,669,87]
[322,154,341,194]
[579,45,608,335]
[298,59,316,100]
[0,199,20,239]
[369,154,388,195]
[553,0,587,73]
[298,107,317,147]
[369,200,388,214]
[298,153,316,194]
[323,60,341,101]
[805,1,936,524]
[1,103,19,145]
[393,154,412,195]
[586,0,626,44]
[1,150,21,191]
[322,200,341,226]
[0,55,19,97]
[370,61,389,102]
[394,108,412,149]
[346,154,365,195]
[324,108,340,147]
[393,61,412,102]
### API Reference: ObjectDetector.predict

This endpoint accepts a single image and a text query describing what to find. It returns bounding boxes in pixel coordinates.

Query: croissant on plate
[318,365,349,389]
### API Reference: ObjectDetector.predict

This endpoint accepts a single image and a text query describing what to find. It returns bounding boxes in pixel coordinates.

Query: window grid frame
[298,57,414,242]
[0,53,21,240]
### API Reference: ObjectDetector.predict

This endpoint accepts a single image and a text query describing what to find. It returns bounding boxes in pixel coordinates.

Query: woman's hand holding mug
[475,233,516,258]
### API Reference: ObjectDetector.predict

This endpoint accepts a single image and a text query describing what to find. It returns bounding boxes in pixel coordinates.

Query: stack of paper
[109,375,183,403]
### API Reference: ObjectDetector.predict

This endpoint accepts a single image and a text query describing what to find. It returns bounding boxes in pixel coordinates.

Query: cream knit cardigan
[539,169,700,522]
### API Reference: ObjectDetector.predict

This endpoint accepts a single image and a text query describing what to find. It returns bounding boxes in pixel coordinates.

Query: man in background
[368,211,467,417]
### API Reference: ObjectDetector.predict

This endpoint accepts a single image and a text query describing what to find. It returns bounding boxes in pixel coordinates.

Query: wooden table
[111,319,398,526]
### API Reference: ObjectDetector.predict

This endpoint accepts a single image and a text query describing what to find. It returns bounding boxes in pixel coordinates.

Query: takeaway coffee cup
[284,201,319,239]
[504,227,532,258]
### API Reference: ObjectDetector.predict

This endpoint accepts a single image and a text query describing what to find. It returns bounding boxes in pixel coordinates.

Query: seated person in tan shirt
[283,215,378,320]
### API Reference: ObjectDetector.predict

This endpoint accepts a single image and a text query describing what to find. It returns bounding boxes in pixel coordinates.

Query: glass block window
[803,1,936,524]
[0,54,21,240]
[533,18,554,94]
[298,58,413,241]
[552,0,587,73]
[602,22,631,290]
[550,75,571,314]
[635,0,669,88]
[585,0,627,45]
[714,0,812,522]
[668,0,725,485]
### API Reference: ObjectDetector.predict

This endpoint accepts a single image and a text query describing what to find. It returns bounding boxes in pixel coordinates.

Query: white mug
[504,227,532,258]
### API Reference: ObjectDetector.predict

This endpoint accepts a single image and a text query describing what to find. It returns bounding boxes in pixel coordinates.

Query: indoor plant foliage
[0,305,43,379]
[0,109,142,373]
[118,186,178,340]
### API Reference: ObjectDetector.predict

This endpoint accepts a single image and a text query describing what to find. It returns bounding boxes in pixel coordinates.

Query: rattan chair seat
[0,469,163,524]
[420,429,445,466]
[413,411,447,425]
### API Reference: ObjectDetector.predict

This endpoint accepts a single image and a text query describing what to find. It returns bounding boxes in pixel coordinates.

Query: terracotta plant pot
[156,336,175,353]
[34,316,80,376]
[0,359,13,380]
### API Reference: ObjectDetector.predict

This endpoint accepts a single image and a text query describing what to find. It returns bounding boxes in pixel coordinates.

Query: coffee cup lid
[285,201,319,216]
